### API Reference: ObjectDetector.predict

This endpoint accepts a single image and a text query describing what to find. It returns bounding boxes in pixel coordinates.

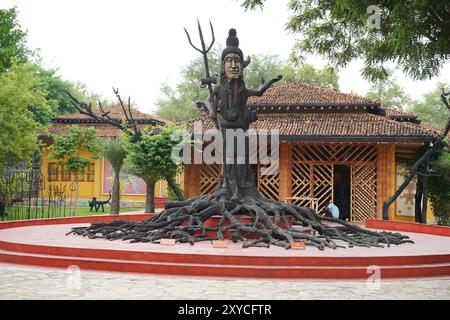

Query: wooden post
[421,157,429,224]
[386,144,396,220]
[184,164,201,198]
[278,142,292,201]
[376,144,387,219]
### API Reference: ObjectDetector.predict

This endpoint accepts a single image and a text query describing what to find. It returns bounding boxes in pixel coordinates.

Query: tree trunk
[110,170,121,215]
[421,158,430,224]
[415,180,423,223]
[165,176,184,200]
[71,174,79,216]
[0,203,6,217]
[145,179,156,213]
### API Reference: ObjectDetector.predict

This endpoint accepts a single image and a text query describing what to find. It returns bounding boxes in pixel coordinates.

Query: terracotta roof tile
[185,112,437,142]
[247,81,378,106]
[46,123,155,138]
[52,104,166,123]
[380,108,418,119]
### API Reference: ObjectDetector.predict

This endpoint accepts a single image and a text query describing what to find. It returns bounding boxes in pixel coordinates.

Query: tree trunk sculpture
[68,25,413,250]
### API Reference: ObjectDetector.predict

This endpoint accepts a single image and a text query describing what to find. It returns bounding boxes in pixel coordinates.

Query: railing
[285,197,319,212]
[0,167,75,221]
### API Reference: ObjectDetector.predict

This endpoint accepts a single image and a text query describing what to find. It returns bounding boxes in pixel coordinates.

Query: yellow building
[39,105,180,209]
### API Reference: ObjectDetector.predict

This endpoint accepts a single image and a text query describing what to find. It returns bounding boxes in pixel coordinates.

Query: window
[87,163,95,182]
[61,165,71,181]
[77,169,85,182]
[48,163,58,182]
[47,162,95,182]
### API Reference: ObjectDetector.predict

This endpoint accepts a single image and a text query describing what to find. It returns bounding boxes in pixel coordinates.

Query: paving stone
[0,263,449,300]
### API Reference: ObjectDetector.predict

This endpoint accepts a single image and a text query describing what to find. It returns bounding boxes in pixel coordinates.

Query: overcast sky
[2,0,450,114]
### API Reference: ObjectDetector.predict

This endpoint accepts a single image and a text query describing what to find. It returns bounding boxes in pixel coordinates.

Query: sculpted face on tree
[223,53,242,79]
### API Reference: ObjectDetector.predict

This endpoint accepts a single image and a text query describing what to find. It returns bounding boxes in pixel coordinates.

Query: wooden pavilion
[183,81,442,222]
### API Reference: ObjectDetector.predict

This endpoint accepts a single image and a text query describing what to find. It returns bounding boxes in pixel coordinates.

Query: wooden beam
[278,142,292,201]
[386,144,396,220]
[376,144,387,219]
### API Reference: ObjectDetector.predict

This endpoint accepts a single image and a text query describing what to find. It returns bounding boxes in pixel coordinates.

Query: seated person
[324,201,339,219]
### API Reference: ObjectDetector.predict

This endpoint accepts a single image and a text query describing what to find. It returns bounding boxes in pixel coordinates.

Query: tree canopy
[366,69,411,110]
[1,7,101,125]
[429,150,450,226]
[28,65,91,124]
[123,124,184,211]
[123,125,183,181]
[156,46,339,121]
[0,7,33,74]
[0,63,48,171]
[242,0,450,81]
[409,82,450,128]
[48,125,101,173]
[101,136,128,215]
[49,125,101,215]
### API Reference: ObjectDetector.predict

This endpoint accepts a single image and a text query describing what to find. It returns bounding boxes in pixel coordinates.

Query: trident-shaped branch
[184,20,219,128]
[66,90,142,143]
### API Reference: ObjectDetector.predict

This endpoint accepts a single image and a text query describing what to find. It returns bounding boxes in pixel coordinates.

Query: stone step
[1,248,450,279]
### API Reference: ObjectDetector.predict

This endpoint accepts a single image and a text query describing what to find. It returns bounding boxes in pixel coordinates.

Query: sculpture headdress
[221,29,250,68]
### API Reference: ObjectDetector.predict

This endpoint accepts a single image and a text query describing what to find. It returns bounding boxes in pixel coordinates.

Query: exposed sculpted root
[67,189,413,250]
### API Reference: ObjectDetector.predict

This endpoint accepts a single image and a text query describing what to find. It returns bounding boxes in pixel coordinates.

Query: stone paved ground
[0,263,449,300]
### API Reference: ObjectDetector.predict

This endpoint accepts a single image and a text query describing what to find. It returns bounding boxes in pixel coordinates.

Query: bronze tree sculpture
[68,24,412,250]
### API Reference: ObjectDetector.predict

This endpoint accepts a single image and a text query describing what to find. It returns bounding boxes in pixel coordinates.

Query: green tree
[409,82,450,128]
[156,46,339,121]
[1,8,102,125]
[101,136,128,215]
[29,65,104,125]
[294,64,339,90]
[49,125,101,216]
[123,125,184,212]
[0,63,48,171]
[429,150,450,226]
[366,70,411,109]
[0,7,33,74]
[242,0,449,81]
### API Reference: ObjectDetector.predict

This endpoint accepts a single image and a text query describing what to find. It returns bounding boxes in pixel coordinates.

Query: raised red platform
[1,214,449,279]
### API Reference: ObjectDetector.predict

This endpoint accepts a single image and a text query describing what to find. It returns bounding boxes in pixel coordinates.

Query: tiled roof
[185,112,438,142]
[43,105,167,139]
[45,123,155,138]
[415,121,445,136]
[383,109,417,119]
[379,108,444,135]
[52,104,166,123]
[247,81,378,106]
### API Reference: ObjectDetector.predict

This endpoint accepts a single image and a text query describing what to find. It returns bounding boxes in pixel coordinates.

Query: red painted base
[365,219,450,237]
[185,215,293,239]
[0,216,449,279]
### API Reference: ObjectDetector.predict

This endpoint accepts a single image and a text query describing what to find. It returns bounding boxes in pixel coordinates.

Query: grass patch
[1,206,143,221]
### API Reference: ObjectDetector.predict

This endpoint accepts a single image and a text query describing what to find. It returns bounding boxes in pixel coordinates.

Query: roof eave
[278,135,434,143]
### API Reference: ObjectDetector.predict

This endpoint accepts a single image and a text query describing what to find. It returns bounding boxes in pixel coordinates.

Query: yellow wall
[40,143,181,205]
[40,145,95,199]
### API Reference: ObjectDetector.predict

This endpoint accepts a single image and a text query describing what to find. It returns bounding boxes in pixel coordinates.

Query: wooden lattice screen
[258,144,280,200]
[351,163,377,222]
[197,144,378,221]
[198,162,280,199]
[258,166,280,200]
[291,144,377,221]
[199,163,221,195]
[198,146,280,199]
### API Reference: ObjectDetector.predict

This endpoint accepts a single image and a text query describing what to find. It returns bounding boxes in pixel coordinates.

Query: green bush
[429,150,450,226]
